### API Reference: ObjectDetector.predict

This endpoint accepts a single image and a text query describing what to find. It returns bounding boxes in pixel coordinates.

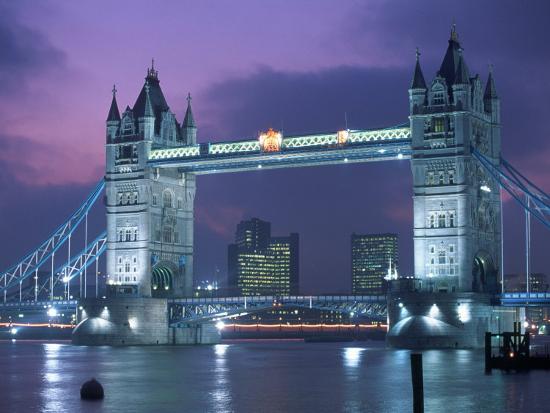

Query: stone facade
[410,27,502,293]
[72,297,220,346]
[105,66,196,298]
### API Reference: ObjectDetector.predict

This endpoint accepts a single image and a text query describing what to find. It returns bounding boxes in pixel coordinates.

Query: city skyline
[1,1,549,295]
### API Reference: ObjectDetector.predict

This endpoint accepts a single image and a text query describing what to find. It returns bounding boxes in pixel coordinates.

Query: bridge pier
[387,292,517,349]
[72,297,220,346]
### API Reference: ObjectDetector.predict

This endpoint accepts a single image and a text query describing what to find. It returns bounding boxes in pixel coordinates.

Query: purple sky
[1,1,549,294]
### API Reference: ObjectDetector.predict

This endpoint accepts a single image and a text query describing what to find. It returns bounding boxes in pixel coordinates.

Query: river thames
[1,339,550,412]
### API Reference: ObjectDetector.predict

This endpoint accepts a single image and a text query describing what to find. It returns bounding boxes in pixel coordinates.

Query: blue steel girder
[168,295,387,325]
[499,293,550,307]
[148,127,411,174]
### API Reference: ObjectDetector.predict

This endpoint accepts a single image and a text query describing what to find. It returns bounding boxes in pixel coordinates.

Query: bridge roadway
[147,126,411,174]
[1,293,545,324]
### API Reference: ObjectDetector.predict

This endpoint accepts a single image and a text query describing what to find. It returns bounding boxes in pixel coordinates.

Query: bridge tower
[409,26,502,293]
[104,64,196,298]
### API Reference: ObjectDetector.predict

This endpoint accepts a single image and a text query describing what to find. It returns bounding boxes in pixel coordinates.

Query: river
[1,339,549,412]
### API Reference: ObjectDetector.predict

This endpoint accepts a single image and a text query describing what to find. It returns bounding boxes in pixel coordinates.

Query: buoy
[80,378,104,400]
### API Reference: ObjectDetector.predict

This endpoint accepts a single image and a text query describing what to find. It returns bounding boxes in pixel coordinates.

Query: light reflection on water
[1,340,550,413]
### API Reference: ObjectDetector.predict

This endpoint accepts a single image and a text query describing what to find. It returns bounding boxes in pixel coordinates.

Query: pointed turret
[438,23,463,87]
[144,81,154,118]
[454,52,470,85]
[139,79,156,140]
[182,93,197,144]
[411,48,427,89]
[106,85,120,142]
[484,66,498,100]
[107,84,121,122]
[484,65,500,122]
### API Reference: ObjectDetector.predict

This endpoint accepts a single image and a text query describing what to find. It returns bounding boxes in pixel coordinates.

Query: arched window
[449,212,455,227]
[163,191,173,208]
[125,262,130,272]
[163,226,172,243]
[125,229,132,241]
[152,194,158,206]
[429,215,435,228]
[449,170,455,184]
[439,172,444,185]
[438,250,446,265]
[133,229,138,241]
[438,213,446,228]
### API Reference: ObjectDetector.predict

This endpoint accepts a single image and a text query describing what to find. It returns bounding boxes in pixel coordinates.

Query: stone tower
[104,64,196,298]
[409,26,502,293]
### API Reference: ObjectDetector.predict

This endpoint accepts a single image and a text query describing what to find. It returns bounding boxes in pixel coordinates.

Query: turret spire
[410,47,427,89]
[454,50,470,85]
[107,84,121,122]
[183,92,196,128]
[144,80,154,118]
[484,64,498,99]
[450,20,458,42]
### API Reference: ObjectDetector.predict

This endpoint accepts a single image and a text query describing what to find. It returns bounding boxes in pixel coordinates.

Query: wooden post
[485,332,492,373]
[411,353,424,413]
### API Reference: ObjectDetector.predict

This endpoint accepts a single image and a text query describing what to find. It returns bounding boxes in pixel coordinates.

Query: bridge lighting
[257,164,262,169]
[344,158,349,162]
[79,306,83,310]
[398,302,404,308]
[215,321,225,331]
[397,153,404,160]
[350,311,355,317]
[62,276,70,283]
[429,303,439,318]
[10,328,17,335]
[207,284,213,291]
[47,308,58,318]
[378,149,386,154]
[523,321,529,328]
[480,184,491,193]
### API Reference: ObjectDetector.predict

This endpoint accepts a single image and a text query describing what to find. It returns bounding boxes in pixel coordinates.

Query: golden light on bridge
[337,129,349,145]
[259,128,282,152]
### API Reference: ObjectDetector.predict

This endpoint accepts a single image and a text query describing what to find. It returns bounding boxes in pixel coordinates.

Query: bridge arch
[152,263,176,297]
[472,250,498,293]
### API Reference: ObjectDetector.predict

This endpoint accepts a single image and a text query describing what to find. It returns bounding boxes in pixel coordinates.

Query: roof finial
[415,47,420,61]
[147,59,158,79]
[451,19,458,41]
[488,63,494,74]
[112,84,117,96]
[187,92,192,105]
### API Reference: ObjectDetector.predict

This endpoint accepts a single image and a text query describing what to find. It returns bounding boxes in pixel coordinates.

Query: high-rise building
[228,218,299,295]
[351,233,398,295]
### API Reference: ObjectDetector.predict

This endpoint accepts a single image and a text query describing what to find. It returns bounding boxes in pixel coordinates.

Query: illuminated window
[438,213,446,228]
[259,128,282,152]
[434,118,445,133]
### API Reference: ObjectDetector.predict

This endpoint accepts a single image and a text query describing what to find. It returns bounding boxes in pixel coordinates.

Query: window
[178,198,183,209]
[449,245,455,253]
[449,170,455,184]
[439,171,444,185]
[125,229,132,242]
[163,227,172,243]
[434,118,445,133]
[118,257,122,264]
[438,251,446,265]
[163,191,173,208]
[125,262,130,272]
[174,232,180,244]
[430,215,435,228]
[433,92,445,106]
[427,172,434,185]
[133,229,138,241]
[430,258,435,265]
[152,194,158,206]
[449,213,455,227]
[133,257,137,263]
[438,213,446,228]
[117,193,123,205]
[118,230,124,242]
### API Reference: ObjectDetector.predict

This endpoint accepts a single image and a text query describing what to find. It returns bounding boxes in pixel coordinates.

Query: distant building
[228,218,299,295]
[352,233,398,295]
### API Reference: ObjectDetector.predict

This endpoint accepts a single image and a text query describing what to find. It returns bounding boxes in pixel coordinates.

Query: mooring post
[411,353,424,413]
[485,332,492,373]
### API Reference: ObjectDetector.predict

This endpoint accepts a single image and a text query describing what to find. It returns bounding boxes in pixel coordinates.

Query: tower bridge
[1,27,549,347]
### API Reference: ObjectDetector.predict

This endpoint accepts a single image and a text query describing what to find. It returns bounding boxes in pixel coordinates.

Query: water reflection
[343,347,366,369]
[211,344,232,413]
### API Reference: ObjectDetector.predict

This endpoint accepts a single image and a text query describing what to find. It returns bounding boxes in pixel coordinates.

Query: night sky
[1,1,549,294]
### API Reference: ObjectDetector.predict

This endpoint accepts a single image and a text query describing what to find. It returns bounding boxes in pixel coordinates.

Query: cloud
[0,3,66,96]
[196,205,246,237]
